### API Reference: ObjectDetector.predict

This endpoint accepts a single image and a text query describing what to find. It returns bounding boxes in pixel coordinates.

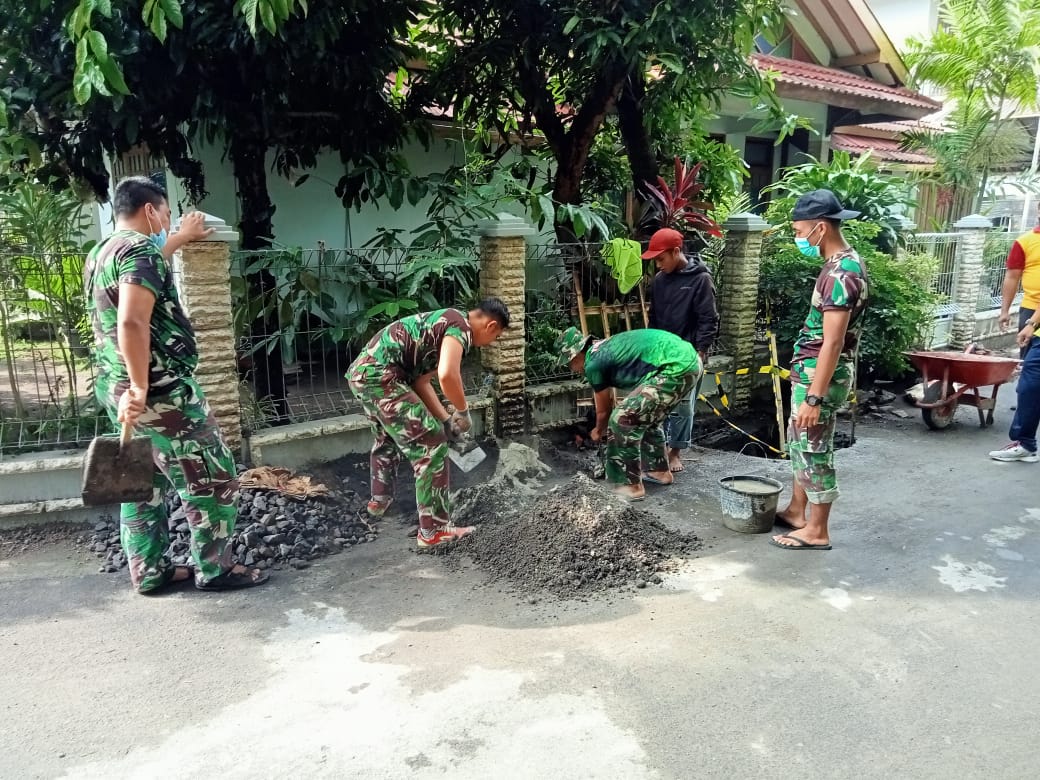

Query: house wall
[191,137,465,249]
[866,0,938,52]
[91,89,828,248]
[709,96,830,205]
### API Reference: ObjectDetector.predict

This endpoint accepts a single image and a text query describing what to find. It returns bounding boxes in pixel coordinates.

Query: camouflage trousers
[347,368,450,531]
[99,377,237,592]
[788,358,854,505]
[606,369,700,485]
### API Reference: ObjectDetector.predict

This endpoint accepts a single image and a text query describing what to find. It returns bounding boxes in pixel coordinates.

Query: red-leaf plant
[640,157,723,238]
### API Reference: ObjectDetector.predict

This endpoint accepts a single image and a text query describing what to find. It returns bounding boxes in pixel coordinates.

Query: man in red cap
[642,228,718,475]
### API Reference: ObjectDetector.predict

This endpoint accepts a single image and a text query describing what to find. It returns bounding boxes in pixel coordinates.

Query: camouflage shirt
[792,247,869,366]
[585,329,699,392]
[351,308,472,384]
[84,230,197,397]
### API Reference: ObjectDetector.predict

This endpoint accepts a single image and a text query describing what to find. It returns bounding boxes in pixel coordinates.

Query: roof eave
[770,81,940,122]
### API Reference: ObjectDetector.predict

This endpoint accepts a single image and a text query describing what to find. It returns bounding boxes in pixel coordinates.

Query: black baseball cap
[792,189,860,221]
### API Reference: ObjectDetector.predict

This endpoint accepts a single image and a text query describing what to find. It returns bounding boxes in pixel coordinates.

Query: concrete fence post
[948,214,992,350]
[172,213,243,453]
[478,213,533,437]
[717,212,769,412]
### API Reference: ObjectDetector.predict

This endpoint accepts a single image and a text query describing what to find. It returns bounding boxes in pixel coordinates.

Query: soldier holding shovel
[556,327,702,501]
[85,176,269,593]
[347,300,510,549]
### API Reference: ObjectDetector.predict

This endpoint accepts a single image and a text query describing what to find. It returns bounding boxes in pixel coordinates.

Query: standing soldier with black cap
[772,189,869,551]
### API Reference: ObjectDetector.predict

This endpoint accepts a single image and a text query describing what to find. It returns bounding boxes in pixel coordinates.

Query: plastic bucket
[718,476,783,534]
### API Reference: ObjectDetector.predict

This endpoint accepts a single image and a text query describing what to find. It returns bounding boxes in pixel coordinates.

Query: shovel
[81,422,155,506]
[448,434,487,473]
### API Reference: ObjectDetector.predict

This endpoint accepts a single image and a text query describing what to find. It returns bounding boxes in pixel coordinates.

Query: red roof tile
[752,54,942,113]
[830,133,935,165]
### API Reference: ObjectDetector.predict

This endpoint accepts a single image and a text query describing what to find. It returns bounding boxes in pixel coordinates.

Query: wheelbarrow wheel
[921,381,956,430]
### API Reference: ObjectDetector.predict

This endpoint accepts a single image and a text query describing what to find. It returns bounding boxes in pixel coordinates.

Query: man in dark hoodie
[643,228,719,473]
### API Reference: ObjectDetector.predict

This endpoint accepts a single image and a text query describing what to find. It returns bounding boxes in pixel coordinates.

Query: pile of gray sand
[453,471,700,597]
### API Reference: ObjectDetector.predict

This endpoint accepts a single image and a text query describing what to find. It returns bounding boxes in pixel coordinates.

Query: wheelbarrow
[906,350,1020,430]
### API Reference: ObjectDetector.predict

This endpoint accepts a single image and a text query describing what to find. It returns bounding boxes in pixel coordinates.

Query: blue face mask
[794,224,822,257]
[149,228,168,250]
[146,208,168,250]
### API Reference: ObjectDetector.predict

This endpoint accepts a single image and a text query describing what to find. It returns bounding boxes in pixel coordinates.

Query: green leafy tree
[410,0,787,238]
[764,151,915,254]
[1,0,423,421]
[903,0,1040,213]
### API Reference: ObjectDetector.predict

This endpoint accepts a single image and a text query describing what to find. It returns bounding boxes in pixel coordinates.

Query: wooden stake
[768,332,787,454]
[572,267,589,336]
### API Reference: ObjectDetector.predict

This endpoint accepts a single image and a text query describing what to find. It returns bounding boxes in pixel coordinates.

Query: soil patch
[452,464,701,598]
[0,522,91,561]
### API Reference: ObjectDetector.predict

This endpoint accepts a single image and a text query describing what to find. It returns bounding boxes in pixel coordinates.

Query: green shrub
[763,151,914,255]
[760,221,938,380]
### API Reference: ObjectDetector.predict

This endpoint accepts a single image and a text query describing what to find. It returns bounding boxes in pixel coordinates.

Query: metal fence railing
[905,232,960,317]
[904,230,1023,317]
[979,233,1018,313]
[231,244,484,431]
[0,252,112,458]
[524,242,653,386]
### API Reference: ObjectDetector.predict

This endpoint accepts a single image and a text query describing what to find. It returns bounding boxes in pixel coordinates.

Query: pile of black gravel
[452,474,700,597]
[87,484,376,574]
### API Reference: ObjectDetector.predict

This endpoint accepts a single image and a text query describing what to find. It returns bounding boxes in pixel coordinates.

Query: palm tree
[903,0,1040,214]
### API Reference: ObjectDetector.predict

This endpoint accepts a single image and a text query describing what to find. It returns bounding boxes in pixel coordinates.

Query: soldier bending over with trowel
[556,327,702,502]
[347,300,510,549]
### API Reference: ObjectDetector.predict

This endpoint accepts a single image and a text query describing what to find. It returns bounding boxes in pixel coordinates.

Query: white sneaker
[988,442,1039,462]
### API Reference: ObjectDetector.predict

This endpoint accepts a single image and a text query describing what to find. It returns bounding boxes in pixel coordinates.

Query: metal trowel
[448,435,487,473]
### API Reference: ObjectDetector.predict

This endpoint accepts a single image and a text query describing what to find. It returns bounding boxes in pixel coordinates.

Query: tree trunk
[975,166,990,214]
[229,130,290,425]
[552,149,584,243]
[617,75,658,210]
[549,66,628,243]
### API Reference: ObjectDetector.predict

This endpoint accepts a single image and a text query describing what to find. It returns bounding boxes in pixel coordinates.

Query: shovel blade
[81,435,155,506]
[448,444,486,473]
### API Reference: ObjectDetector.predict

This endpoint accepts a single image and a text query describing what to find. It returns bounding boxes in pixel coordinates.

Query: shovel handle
[120,421,134,449]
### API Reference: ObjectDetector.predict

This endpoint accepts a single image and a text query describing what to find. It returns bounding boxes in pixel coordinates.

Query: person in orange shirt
[999,202,1040,359]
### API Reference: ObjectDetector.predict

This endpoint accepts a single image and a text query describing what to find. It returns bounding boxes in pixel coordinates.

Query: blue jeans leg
[1009,335,1040,452]
[664,375,703,449]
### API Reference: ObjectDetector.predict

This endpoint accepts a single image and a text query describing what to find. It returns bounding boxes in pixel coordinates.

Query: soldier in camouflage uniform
[347,299,510,548]
[556,326,701,502]
[772,190,869,551]
[84,176,268,592]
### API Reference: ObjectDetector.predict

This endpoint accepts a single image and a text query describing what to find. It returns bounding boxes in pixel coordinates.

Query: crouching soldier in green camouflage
[772,190,869,551]
[85,176,269,593]
[347,300,510,548]
[556,327,701,501]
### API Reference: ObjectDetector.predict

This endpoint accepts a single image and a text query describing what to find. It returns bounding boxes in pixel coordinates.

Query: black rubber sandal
[769,533,832,551]
[195,567,270,591]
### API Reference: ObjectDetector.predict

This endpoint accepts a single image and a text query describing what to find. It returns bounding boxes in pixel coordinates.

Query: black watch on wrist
[805,394,824,407]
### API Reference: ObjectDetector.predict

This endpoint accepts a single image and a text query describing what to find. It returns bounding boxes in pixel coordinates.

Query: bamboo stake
[768,331,787,455]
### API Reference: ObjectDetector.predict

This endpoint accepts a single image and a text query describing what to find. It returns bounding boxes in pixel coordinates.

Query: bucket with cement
[718,476,783,534]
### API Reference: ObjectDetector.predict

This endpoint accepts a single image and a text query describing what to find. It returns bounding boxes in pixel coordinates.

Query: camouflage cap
[555,326,593,365]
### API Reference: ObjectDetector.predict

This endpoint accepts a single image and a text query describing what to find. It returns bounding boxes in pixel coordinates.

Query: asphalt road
[1,389,1037,779]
